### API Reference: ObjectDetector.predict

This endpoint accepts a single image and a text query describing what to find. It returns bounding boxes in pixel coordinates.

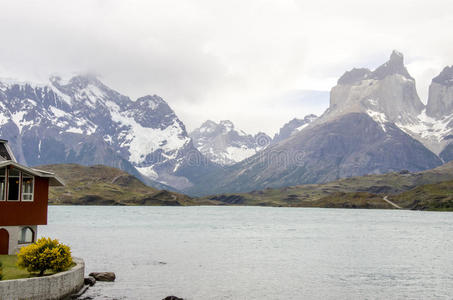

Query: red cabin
[0,139,63,255]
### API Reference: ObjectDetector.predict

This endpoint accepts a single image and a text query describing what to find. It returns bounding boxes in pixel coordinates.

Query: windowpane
[0,168,5,201]
[19,227,34,243]
[7,169,20,201]
[22,175,34,201]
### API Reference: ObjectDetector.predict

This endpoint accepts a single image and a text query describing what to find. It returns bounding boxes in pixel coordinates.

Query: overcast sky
[1,0,453,135]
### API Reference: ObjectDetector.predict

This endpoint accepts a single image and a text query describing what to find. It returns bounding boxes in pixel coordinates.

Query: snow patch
[50,106,68,118]
[397,109,453,142]
[49,84,72,105]
[66,127,84,134]
[110,105,190,164]
[0,112,9,126]
[295,123,309,132]
[73,84,107,108]
[11,111,34,133]
[137,165,158,180]
[366,109,388,132]
[103,135,113,144]
[367,98,378,106]
[225,146,256,163]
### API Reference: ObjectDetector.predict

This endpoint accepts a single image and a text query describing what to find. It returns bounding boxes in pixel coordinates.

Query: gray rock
[187,113,442,196]
[337,68,372,85]
[84,276,96,286]
[88,272,116,282]
[272,115,317,144]
[371,50,413,80]
[426,66,453,118]
[70,285,89,299]
[432,65,453,87]
[329,50,423,125]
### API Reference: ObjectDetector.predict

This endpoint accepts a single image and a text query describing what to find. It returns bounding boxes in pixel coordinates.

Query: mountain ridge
[184,51,451,195]
[2,51,453,197]
[190,120,272,165]
[0,74,218,191]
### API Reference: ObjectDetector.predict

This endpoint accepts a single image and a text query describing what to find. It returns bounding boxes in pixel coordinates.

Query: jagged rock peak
[426,65,453,119]
[219,120,234,130]
[190,120,269,166]
[337,68,371,85]
[337,50,413,86]
[0,73,208,190]
[50,74,102,88]
[136,95,167,109]
[329,50,422,125]
[432,65,453,86]
[272,114,317,144]
[390,50,404,63]
[372,50,413,80]
[196,120,237,133]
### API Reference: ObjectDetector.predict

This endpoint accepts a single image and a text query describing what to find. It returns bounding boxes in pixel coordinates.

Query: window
[0,168,5,201]
[2,168,35,202]
[18,227,34,244]
[22,174,34,201]
[7,169,20,201]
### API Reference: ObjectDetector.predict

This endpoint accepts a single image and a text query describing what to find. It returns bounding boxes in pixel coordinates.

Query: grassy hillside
[390,180,453,211]
[316,180,453,211]
[38,164,210,206]
[38,162,453,210]
[202,161,453,209]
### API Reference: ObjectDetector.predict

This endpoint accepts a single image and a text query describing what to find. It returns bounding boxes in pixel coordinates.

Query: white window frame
[21,174,34,202]
[18,227,34,244]
[0,168,5,201]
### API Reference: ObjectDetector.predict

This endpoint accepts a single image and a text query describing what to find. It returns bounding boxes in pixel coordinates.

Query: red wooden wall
[0,177,49,226]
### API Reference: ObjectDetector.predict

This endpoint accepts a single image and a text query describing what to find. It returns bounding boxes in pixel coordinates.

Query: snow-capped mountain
[190,120,272,165]
[272,114,317,144]
[2,51,453,197]
[0,74,217,190]
[322,50,453,158]
[395,66,453,158]
[185,51,445,196]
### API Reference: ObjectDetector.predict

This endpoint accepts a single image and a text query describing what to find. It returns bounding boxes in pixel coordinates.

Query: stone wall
[0,225,38,254]
[0,257,84,300]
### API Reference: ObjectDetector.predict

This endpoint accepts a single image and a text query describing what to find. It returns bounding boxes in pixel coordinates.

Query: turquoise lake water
[41,206,453,299]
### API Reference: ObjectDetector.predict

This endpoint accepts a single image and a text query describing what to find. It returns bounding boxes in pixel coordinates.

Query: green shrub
[0,261,3,280]
[17,237,73,276]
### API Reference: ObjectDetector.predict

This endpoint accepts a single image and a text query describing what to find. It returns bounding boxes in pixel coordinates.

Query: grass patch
[390,179,453,211]
[0,255,58,280]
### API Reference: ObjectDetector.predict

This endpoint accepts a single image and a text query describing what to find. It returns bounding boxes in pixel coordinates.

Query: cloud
[0,0,452,134]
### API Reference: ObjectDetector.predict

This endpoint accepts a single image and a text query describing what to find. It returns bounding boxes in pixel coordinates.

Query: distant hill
[38,164,206,206]
[389,180,453,211]
[40,162,453,210]
[202,161,453,210]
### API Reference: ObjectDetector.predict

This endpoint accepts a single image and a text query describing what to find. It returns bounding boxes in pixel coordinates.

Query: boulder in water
[88,272,116,282]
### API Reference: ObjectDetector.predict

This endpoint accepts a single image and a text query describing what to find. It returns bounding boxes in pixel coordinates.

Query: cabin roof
[0,160,64,186]
[0,141,16,162]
